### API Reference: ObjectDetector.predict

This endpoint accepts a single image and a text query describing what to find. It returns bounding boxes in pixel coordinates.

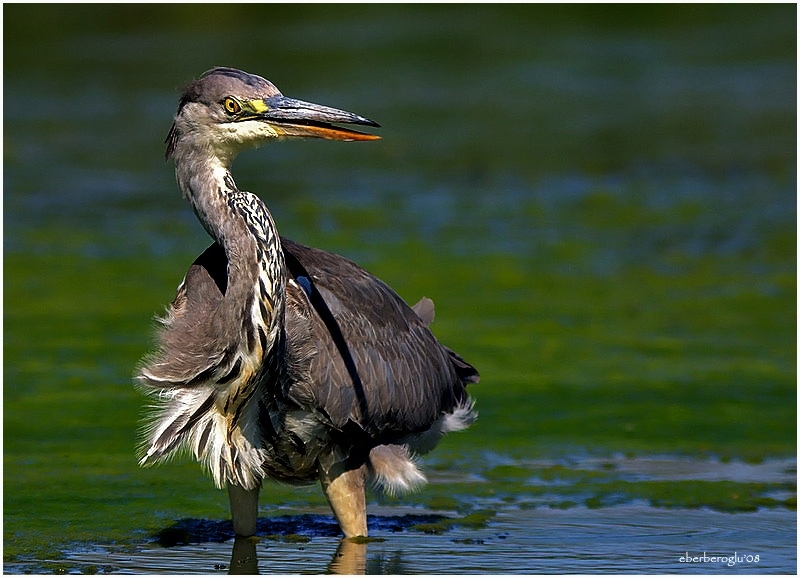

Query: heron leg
[228,483,260,536]
[320,465,368,538]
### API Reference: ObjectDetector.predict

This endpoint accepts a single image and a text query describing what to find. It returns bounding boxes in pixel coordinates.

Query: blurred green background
[4,3,796,563]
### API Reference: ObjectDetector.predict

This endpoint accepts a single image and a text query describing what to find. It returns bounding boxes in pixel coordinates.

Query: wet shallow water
[7,457,796,574]
[21,504,797,574]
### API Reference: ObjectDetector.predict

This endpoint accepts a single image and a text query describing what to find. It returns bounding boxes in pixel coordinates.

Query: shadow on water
[155,513,446,574]
[154,512,446,546]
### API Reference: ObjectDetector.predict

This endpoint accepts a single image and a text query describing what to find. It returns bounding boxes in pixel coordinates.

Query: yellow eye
[223,97,241,115]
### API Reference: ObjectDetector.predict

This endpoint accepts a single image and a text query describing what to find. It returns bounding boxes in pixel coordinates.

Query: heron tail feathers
[367,444,427,497]
[441,397,477,433]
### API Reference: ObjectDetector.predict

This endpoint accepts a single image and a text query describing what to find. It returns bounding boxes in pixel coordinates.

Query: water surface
[29,504,799,574]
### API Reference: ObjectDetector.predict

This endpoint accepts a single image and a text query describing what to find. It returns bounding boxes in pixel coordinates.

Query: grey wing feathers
[138,243,235,387]
[281,238,479,438]
[136,243,244,473]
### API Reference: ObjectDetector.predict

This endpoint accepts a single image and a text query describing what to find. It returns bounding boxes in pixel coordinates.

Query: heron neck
[173,149,241,243]
[173,149,287,352]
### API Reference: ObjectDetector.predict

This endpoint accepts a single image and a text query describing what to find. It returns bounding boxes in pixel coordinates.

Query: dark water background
[3,4,796,573]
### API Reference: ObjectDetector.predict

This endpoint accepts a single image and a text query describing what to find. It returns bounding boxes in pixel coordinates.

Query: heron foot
[228,483,260,536]
[320,465,368,538]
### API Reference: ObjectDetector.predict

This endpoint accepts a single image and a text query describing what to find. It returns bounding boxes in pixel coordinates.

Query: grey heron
[137,67,479,539]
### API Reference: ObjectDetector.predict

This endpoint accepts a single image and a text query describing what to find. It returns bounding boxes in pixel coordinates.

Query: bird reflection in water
[228,535,384,574]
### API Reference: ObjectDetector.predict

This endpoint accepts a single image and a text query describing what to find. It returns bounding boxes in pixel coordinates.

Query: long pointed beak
[253,95,380,141]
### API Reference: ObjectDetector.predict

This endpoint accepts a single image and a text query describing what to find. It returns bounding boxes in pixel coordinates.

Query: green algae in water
[410,510,496,534]
[264,534,312,544]
[347,536,386,544]
[410,462,797,515]
[457,509,496,529]
[5,172,796,563]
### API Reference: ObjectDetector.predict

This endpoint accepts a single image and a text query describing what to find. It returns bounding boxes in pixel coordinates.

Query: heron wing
[281,237,478,439]
[137,242,262,486]
[139,242,237,387]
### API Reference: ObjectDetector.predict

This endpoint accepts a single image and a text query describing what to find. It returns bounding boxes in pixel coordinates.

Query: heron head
[166,67,380,161]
